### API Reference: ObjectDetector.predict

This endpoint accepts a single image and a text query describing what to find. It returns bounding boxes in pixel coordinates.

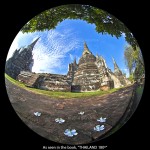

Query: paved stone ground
[5,79,135,145]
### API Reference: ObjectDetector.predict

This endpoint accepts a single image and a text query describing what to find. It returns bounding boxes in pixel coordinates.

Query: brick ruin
[5,38,131,92]
[17,71,71,92]
[5,38,39,79]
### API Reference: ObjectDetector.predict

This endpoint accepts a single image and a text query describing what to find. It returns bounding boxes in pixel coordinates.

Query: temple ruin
[5,38,131,92]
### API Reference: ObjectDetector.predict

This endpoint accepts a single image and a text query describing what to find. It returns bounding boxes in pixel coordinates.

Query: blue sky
[7,19,130,77]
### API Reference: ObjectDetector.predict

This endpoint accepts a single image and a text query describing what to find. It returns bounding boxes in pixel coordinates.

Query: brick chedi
[112,57,131,86]
[5,40,131,92]
[72,42,100,92]
[112,57,123,76]
[5,38,39,79]
[71,42,131,91]
[67,57,78,83]
[95,55,114,91]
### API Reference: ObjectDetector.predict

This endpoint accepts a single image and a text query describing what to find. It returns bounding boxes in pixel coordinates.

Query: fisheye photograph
[5,4,145,145]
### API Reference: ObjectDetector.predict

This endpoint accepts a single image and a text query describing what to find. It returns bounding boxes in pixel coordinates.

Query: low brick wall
[17,71,39,87]
[17,72,71,92]
[38,75,71,92]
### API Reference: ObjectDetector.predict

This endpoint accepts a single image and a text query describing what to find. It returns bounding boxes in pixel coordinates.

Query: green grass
[5,73,122,99]
[5,73,27,88]
[136,86,144,100]
[136,86,144,95]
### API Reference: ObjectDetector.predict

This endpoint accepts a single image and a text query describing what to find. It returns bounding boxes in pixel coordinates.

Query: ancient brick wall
[18,72,71,92]
[37,74,71,92]
[17,71,39,87]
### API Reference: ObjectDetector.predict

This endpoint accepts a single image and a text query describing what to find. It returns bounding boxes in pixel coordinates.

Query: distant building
[5,39,131,92]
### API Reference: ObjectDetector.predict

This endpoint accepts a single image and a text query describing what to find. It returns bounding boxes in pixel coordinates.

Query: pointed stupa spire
[28,37,40,50]
[112,57,122,75]
[82,41,92,55]
[73,56,77,65]
[112,57,119,70]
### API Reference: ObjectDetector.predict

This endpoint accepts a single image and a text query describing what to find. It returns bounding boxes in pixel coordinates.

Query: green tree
[128,74,134,83]
[124,45,144,81]
[21,4,137,48]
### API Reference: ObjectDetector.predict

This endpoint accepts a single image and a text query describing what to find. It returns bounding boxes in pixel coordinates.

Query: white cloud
[6,32,23,60]
[77,56,80,63]
[6,31,40,60]
[6,26,81,74]
[32,29,81,74]
[69,54,74,61]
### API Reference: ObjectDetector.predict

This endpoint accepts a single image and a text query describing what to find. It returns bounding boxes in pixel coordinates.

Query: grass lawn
[5,73,122,99]
[136,85,144,100]
[136,86,144,95]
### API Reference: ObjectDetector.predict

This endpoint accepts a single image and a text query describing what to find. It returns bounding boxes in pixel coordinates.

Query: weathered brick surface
[18,72,71,91]
[5,38,39,79]
[5,41,131,92]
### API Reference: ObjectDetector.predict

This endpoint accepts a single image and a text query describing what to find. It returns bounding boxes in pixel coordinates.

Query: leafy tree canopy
[21,4,137,48]
[128,74,134,83]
